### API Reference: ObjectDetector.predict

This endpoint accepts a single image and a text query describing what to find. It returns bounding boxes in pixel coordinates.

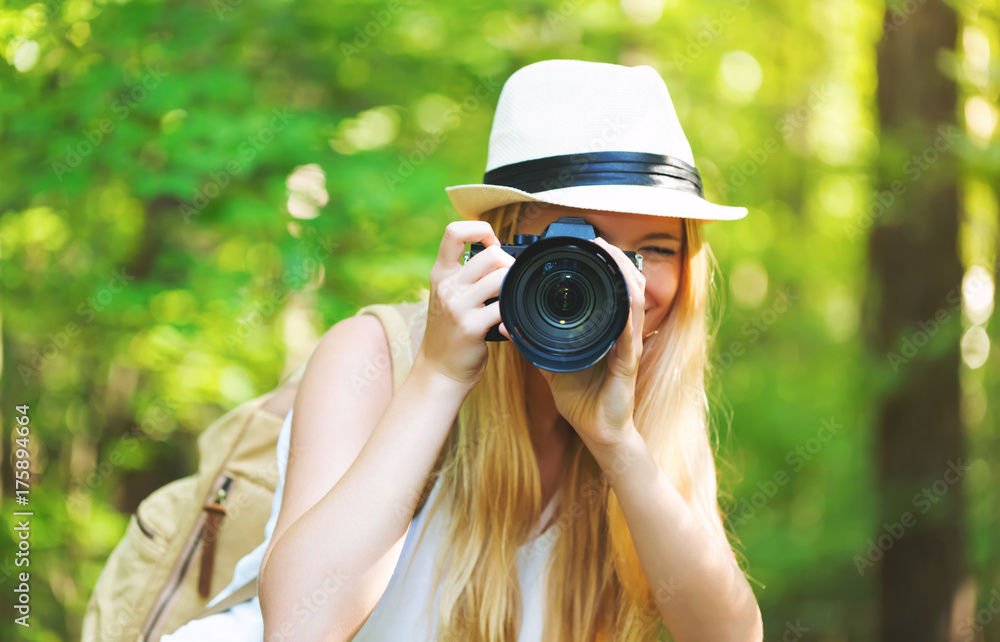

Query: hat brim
[444,183,747,222]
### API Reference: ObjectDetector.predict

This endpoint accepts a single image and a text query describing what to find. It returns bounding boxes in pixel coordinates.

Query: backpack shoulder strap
[196,299,437,622]
[355,302,413,393]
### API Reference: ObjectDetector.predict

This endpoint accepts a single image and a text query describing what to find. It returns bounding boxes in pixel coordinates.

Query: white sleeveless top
[355,463,561,641]
[162,407,562,641]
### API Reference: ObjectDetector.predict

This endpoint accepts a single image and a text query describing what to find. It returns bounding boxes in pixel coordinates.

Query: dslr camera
[465,216,643,372]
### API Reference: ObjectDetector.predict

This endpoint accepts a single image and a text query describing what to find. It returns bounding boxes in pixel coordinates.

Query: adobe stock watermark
[886,261,996,372]
[97,597,143,640]
[383,74,502,191]
[776,84,835,141]
[390,405,514,527]
[67,397,180,518]
[773,619,810,642]
[713,288,799,373]
[222,231,339,348]
[512,115,634,227]
[520,435,642,557]
[886,297,958,373]
[669,0,750,72]
[264,568,349,642]
[6,0,65,68]
[951,587,1000,642]
[731,416,843,528]
[16,0,63,30]
[18,267,136,383]
[348,318,421,396]
[718,83,833,198]
[853,458,969,575]
[51,65,169,181]
[636,577,682,625]
[504,0,581,40]
[881,0,931,41]
[179,107,296,222]
[339,0,415,60]
[844,124,961,242]
[213,0,246,19]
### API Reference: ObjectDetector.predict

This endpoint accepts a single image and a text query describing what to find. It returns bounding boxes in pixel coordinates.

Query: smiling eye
[642,247,676,256]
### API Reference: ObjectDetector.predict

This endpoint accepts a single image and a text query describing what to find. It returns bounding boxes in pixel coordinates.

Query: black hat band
[483,151,703,198]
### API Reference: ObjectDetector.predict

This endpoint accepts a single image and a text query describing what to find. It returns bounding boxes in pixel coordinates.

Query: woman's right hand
[415,220,515,390]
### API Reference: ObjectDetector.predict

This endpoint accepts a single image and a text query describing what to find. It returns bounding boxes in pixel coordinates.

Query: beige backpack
[82,298,432,641]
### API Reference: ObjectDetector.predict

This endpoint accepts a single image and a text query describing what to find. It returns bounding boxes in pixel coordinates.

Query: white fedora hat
[445,59,747,222]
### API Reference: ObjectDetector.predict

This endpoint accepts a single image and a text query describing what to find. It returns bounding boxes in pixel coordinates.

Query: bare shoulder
[309,312,393,395]
[260,313,394,418]
[259,312,394,574]
[319,311,391,356]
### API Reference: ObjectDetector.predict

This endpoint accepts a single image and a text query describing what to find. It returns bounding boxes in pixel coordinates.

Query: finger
[467,298,503,338]
[595,238,644,369]
[456,243,515,287]
[607,300,641,376]
[435,221,500,273]
[594,237,644,286]
[613,304,636,371]
[464,265,509,309]
[594,237,645,312]
[623,269,645,365]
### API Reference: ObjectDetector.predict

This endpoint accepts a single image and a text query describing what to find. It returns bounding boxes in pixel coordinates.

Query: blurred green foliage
[1,0,998,640]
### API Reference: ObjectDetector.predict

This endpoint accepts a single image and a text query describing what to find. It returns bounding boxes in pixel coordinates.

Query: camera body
[464,216,642,372]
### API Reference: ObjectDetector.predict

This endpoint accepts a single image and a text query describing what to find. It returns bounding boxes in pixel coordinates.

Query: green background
[1,0,998,639]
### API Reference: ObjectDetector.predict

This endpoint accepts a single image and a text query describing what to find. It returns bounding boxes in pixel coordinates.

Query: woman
[167,59,763,641]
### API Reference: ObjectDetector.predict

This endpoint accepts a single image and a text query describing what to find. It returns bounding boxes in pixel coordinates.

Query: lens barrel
[498,237,630,372]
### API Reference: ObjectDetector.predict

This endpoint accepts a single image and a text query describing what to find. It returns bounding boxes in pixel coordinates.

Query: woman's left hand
[499,237,645,453]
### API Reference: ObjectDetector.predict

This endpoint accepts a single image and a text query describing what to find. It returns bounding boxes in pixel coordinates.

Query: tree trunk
[870,1,968,640]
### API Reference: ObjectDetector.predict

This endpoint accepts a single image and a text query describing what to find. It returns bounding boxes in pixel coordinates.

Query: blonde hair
[411,201,735,641]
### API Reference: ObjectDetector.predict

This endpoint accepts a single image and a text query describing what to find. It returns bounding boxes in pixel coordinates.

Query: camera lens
[537,269,593,327]
[497,237,630,372]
